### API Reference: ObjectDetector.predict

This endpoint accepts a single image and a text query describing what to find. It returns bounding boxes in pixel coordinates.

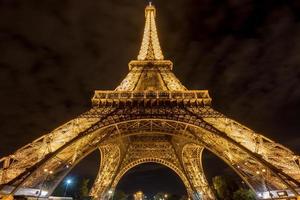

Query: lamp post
[64,179,72,197]
[107,189,113,200]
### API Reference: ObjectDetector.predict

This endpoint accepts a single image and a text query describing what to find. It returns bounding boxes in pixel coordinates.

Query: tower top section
[92,4,211,107]
[137,3,164,60]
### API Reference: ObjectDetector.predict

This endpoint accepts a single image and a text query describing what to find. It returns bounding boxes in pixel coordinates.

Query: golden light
[137,4,164,60]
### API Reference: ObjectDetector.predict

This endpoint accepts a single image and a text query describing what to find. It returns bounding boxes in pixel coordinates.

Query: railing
[92,90,212,106]
[257,188,300,200]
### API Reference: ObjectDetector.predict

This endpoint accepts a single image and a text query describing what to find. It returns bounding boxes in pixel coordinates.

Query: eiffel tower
[1,3,300,200]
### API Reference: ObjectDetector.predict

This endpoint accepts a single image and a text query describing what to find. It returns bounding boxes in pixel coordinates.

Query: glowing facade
[138,4,164,60]
[0,4,300,200]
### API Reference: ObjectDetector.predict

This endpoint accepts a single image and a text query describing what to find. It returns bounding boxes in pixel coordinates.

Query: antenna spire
[137,3,164,60]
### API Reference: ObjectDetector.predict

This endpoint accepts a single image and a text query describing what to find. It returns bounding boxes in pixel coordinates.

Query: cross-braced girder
[1,105,299,199]
[1,3,300,200]
[90,135,214,199]
[181,144,215,200]
[90,144,121,199]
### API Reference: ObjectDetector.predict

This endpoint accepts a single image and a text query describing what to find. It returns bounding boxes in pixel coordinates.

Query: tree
[233,188,256,200]
[212,176,238,200]
[154,192,167,200]
[212,176,230,200]
[113,190,128,200]
[79,178,90,199]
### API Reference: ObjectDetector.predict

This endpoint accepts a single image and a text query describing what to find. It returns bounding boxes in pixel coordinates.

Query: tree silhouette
[212,176,238,200]
[79,178,90,199]
[233,188,256,200]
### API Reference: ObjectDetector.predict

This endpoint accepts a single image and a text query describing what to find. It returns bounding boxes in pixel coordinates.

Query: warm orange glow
[137,4,164,60]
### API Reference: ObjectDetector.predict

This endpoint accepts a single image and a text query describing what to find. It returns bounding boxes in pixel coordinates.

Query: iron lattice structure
[1,4,300,200]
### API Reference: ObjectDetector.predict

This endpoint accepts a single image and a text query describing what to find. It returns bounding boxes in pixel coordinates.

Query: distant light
[49,170,53,174]
[44,169,48,172]
[262,169,266,173]
[257,193,263,198]
[108,190,113,194]
[277,191,288,197]
[66,179,72,184]
[41,190,48,197]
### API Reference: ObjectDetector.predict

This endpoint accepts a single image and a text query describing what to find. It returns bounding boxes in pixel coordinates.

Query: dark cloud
[170,0,300,152]
[0,0,300,194]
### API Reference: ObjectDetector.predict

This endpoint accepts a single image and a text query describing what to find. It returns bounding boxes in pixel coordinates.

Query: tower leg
[181,144,215,200]
[90,144,121,199]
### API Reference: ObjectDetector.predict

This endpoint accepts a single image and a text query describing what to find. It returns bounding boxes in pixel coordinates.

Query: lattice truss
[137,3,164,60]
[1,106,299,199]
[1,3,300,200]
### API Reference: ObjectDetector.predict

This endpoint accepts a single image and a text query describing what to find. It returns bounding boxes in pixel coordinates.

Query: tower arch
[111,158,191,196]
[0,3,299,200]
[2,116,299,199]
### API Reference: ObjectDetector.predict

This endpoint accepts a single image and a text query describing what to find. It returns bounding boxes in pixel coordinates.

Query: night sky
[1,0,300,196]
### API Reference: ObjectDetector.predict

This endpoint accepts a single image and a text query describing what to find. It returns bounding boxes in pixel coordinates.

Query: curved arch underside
[0,106,300,199]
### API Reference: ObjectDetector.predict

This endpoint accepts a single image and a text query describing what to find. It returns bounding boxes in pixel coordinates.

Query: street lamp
[107,189,114,200]
[64,179,72,197]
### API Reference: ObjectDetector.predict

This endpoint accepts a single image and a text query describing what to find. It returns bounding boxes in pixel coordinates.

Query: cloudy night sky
[0,0,300,197]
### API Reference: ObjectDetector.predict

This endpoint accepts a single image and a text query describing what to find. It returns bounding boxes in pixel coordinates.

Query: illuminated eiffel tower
[1,3,300,200]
